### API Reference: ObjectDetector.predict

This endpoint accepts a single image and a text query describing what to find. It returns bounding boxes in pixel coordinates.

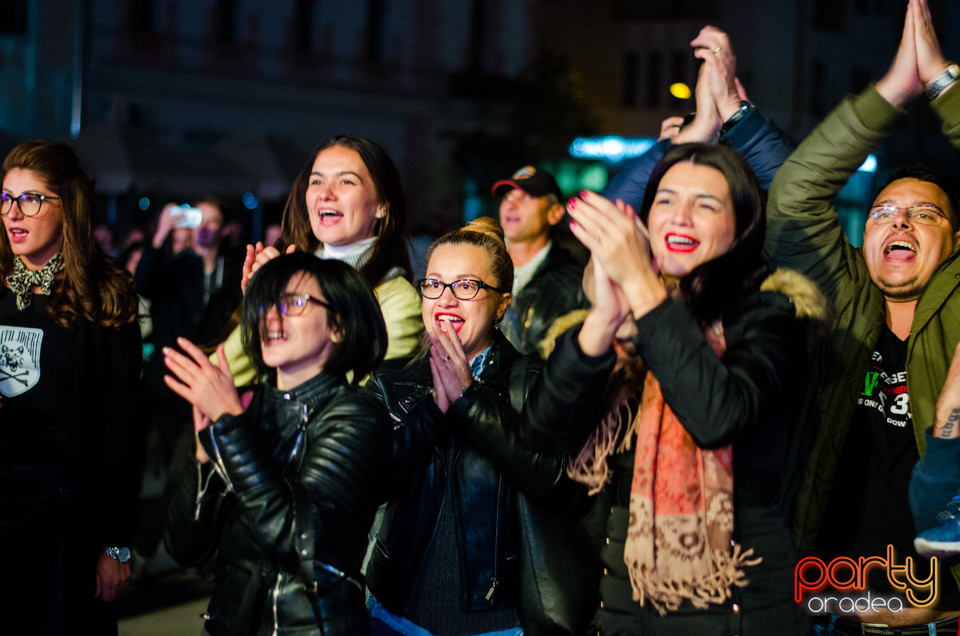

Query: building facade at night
[1,0,957,232]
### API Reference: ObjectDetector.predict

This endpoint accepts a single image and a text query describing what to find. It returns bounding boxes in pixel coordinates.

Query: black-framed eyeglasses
[0,192,61,217]
[417,278,501,300]
[868,204,948,226]
[261,293,331,317]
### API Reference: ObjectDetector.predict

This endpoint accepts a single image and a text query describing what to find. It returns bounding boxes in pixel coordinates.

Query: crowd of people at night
[4,0,960,634]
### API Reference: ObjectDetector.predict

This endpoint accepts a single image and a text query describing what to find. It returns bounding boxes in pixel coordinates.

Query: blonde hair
[425,217,513,292]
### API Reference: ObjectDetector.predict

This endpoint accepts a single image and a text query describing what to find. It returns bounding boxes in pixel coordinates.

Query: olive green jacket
[766,83,960,552]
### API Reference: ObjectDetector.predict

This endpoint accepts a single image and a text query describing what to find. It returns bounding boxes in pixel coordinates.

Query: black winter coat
[366,331,611,634]
[500,244,588,355]
[165,371,390,635]
[525,274,819,636]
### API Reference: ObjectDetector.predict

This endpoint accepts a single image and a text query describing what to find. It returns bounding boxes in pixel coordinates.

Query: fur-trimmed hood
[538,268,833,358]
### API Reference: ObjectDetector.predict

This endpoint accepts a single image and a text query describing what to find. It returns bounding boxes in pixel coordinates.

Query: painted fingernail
[567,197,577,210]
[580,190,589,198]
[569,220,577,230]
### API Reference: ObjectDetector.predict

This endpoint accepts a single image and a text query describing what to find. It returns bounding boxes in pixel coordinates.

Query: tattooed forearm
[938,408,960,439]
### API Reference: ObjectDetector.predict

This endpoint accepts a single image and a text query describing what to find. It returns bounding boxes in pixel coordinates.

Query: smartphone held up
[170,204,202,229]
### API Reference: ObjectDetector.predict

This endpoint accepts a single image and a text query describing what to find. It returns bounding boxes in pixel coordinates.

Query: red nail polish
[580,190,588,198]
[568,197,577,210]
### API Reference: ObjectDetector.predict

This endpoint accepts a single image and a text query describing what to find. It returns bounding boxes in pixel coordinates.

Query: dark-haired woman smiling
[529,143,828,635]
[223,135,421,386]
[164,253,391,635]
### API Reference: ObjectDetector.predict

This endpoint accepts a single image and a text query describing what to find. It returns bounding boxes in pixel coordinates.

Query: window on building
[217,0,240,44]
[0,0,27,35]
[468,0,487,73]
[366,0,385,63]
[670,49,687,90]
[622,51,638,108]
[130,0,160,36]
[614,0,717,20]
[810,59,826,117]
[644,51,663,109]
[294,0,320,55]
[813,0,845,32]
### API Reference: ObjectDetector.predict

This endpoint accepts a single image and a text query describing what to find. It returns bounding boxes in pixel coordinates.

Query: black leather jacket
[366,331,610,633]
[500,243,588,355]
[165,371,390,636]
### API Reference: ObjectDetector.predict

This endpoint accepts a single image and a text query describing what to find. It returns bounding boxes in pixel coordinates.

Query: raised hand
[877,0,923,107]
[690,25,742,121]
[163,339,244,422]
[673,60,723,144]
[151,203,179,249]
[658,116,687,142]
[240,242,296,293]
[567,192,667,320]
[913,0,950,88]
[578,258,631,356]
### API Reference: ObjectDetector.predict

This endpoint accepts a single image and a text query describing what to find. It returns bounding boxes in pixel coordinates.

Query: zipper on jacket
[194,462,218,521]
[271,571,282,636]
[207,431,235,494]
[486,475,505,604]
[484,576,499,602]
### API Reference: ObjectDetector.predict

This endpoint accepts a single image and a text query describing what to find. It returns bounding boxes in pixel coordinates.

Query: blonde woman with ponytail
[365,218,609,635]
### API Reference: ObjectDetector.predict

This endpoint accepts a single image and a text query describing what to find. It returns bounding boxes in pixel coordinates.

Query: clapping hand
[428,323,473,414]
[240,241,296,293]
[163,339,244,423]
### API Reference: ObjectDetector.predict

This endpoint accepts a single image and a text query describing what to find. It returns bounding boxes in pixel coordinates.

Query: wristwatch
[924,63,960,100]
[102,546,132,564]
[720,100,755,135]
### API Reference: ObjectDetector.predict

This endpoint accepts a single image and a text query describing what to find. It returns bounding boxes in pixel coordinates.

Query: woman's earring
[375,209,384,219]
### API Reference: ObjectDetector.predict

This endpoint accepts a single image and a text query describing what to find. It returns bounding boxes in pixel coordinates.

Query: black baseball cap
[491,165,562,201]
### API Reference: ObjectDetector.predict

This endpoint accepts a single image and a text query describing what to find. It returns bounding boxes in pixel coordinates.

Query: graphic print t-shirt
[812,325,959,605]
[0,291,78,467]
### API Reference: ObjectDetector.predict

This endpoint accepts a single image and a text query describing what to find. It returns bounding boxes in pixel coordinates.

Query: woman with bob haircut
[221,134,421,386]
[527,143,829,635]
[164,252,391,635]
[0,140,141,633]
[366,217,609,635]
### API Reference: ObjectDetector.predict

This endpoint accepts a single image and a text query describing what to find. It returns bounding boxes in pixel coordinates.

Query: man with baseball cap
[492,165,587,355]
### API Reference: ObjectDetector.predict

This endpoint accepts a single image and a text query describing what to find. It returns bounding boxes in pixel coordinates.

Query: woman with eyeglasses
[0,141,141,633]
[365,217,609,635]
[164,253,390,635]
[219,135,421,386]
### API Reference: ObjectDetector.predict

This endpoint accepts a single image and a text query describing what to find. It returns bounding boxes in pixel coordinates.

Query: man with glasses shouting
[769,0,960,633]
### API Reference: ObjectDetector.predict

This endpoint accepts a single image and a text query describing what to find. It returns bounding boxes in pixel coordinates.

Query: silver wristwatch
[102,546,132,564]
[924,63,960,100]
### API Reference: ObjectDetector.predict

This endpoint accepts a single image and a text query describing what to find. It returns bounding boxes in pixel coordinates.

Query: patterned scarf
[622,323,759,615]
[6,253,65,310]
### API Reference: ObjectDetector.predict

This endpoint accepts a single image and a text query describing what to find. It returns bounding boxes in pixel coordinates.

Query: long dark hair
[241,252,387,384]
[0,140,138,328]
[639,143,767,324]
[280,135,412,287]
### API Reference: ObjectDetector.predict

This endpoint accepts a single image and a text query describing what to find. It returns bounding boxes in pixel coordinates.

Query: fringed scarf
[567,341,646,495]
[6,253,65,310]
[569,322,760,615]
